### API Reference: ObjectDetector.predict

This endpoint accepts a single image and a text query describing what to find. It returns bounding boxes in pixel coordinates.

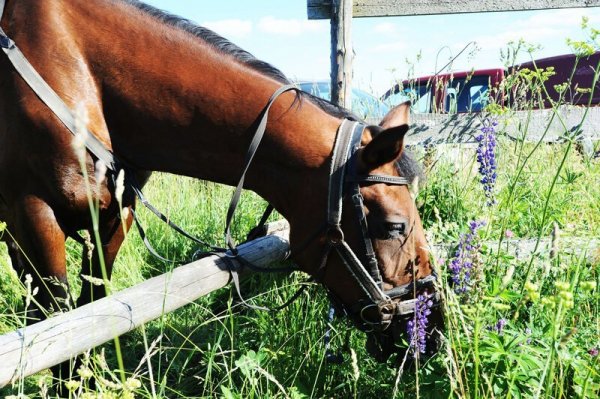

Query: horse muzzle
[363,288,445,364]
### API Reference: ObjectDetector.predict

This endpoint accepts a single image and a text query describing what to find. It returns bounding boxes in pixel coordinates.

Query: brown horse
[0,0,441,374]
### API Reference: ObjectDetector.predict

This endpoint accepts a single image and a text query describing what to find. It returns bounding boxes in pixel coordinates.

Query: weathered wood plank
[0,229,290,388]
[330,0,353,108]
[402,106,600,146]
[433,237,600,263]
[308,0,600,19]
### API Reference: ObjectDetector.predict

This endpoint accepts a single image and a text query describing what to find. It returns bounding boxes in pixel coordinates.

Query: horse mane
[120,0,422,183]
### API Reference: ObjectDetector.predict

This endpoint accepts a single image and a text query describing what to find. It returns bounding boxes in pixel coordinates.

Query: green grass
[0,138,597,398]
[1,37,600,399]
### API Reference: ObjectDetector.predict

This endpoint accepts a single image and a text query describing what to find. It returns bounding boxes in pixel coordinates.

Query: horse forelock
[396,151,425,187]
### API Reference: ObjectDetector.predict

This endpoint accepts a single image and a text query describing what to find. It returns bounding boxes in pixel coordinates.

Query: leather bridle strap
[325,121,390,306]
[327,119,354,226]
[347,175,410,185]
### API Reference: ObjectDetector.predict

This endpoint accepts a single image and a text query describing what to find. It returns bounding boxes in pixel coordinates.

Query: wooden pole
[0,227,290,387]
[330,0,353,108]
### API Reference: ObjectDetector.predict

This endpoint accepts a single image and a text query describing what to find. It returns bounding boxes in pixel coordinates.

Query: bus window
[390,84,431,113]
[445,75,490,113]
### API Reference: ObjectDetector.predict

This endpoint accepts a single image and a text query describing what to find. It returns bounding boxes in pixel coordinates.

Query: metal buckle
[325,225,344,245]
[377,300,395,330]
[0,34,14,49]
[395,298,418,315]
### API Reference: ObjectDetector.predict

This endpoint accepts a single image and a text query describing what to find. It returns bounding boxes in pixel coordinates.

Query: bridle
[0,0,438,332]
[319,119,440,332]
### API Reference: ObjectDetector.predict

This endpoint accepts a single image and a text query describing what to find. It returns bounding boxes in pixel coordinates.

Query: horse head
[293,102,443,363]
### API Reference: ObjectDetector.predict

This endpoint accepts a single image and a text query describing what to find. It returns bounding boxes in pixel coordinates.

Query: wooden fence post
[330,0,353,108]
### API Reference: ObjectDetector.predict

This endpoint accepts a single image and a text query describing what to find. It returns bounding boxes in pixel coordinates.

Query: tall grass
[1,28,600,399]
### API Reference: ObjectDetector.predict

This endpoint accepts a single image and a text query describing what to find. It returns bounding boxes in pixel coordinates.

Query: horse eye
[384,222,406,239]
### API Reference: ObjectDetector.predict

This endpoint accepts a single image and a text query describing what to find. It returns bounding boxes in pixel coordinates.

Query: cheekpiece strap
[327,119,359,227]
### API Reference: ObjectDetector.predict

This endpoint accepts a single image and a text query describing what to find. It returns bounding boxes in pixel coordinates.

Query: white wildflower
[350,348,360,382]
[77,366,94,379]
[81,274,104,286]
[115,169,126,206]
[95,159,107,185]
[125,377,142,390]
[64,379,81,391]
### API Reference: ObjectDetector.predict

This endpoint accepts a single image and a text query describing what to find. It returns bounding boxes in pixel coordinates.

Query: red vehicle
[514,52,600,107]
[382,52,600,113]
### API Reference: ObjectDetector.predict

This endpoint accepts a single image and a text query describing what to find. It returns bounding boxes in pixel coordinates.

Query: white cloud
[370,41,407,54]
[515,9,600,30]
[202,19,253,38]
[475,9,600,50]
[373,22,398,35]
[257,16,326,36]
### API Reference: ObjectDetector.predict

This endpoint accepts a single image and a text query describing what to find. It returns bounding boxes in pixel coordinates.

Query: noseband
[322,119,439,332]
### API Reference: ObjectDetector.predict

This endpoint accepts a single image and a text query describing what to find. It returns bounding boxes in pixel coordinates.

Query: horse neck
[62,0,342,221]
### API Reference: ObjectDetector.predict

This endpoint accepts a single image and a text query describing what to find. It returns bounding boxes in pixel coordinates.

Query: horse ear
[361,124,409,168]
[379,101,411,129]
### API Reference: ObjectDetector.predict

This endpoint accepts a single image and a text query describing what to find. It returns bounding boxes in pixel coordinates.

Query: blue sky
[143,0,600,95]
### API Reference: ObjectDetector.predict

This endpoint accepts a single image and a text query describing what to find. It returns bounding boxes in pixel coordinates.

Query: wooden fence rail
[0,227,290,388]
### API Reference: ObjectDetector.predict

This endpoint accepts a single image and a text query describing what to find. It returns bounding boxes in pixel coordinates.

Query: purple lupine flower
[476,118,498,206]
[407,293,434,357]
[493,318,507,335]
[525,327,532,344]
[448,220,485,294]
